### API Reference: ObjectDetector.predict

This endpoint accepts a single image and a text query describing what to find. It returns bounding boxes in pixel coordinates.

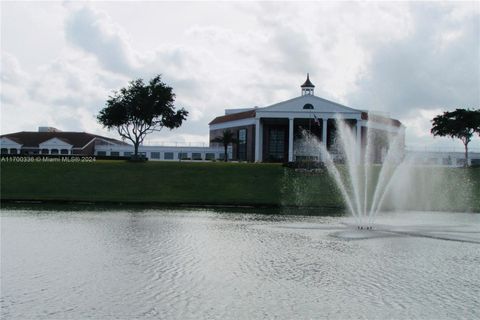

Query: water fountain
[288,117,478,245]
[295,118,408,228]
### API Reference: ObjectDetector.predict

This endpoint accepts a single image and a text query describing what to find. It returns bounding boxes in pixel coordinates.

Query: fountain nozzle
[357,225,373,230]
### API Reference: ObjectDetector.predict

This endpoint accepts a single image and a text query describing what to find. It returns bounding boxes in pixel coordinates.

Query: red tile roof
[209,109,256,125]
[0,131,129,148]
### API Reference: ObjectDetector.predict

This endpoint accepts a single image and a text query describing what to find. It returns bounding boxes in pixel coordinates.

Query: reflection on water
[1,209,479,319]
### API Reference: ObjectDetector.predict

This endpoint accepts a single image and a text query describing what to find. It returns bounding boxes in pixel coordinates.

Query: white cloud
[64,6,140,75]
[1,1,479,149]
[143,133,210,147]
[348,2,480,117]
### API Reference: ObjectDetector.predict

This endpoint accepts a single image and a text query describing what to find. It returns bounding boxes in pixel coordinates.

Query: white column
[255,118,262,162]
[288,117,294,162]
[322,119,328,146]
[321,119,328,162]
[356,120,362,163]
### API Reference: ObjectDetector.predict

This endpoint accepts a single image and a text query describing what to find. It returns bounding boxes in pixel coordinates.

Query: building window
[192,153,202,160]
[124,152,132,157]
[151,152,160,159]
[268,128,285,161]
[1,148,8,154]
[51,149,59,155]
[164,152,174,160]
[205,153,215,160]
[218,153,225,160]
[41,149,49,155]
[60,149,69,155]
[237,128,247,161]
[9,149,18,155]
[303,103,314,110]
[178,152,188,160]
[97,151,107,156]
[110,151,120,157]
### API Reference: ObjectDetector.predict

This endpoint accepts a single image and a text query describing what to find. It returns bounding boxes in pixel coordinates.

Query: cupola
[301,73,315,96]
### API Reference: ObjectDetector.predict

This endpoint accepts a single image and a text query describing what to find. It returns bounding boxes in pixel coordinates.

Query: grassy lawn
[1,161,286,206]
[1,160,479,211]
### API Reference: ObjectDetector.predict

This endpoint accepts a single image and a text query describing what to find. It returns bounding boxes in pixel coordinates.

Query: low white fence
[95,144,232,161]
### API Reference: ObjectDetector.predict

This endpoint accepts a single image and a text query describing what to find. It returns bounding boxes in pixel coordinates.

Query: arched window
[9,149,18,154]
[60,149,69,155]
[41,149,49,155]
[51,149,59,155]
[303,103,314,110]
[1,148,8,154]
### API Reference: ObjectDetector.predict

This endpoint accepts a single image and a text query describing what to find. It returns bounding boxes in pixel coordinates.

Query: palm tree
[211,130,238,162]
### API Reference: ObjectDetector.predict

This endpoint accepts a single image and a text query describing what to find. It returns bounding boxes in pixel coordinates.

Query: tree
[431,108,480,167]
[97,75,188,158]
[211,130,238,162]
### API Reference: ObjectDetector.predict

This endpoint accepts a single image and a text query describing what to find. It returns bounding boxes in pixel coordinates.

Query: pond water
[1,208,479,319]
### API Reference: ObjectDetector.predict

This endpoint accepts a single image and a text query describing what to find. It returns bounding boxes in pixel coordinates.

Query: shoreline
[2,199,478,215]
[0,198,281,209]
[0,198,349,216]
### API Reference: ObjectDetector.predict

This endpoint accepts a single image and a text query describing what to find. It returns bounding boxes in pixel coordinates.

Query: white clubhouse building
[209,74,404,163]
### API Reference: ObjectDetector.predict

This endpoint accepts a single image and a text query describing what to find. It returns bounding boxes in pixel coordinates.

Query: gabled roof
[38,137,74,146]
[208,94,402,127]
[209,109,256,125]
[0,131,129,149]
[258,94,363,114]
[0,136,23,145]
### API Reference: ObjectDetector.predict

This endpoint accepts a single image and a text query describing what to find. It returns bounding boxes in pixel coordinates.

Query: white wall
[406,150,480,167]
[0,137,22,154]
[95,145,232,161]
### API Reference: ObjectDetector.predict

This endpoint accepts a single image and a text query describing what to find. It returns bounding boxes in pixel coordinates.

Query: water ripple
[1,210,479,319]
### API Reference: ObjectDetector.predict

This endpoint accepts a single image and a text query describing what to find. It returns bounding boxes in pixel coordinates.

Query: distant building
[38,126,62,133]
[0,128,129,156]
[405,148,480,167]
[94,143,228,161]
[209,74,405,163]
[1,127,228,161]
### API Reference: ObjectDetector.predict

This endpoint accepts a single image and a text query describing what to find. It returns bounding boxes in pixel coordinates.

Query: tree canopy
[431,108,480,166]
[211,130,238,162]
[97,75,188,157]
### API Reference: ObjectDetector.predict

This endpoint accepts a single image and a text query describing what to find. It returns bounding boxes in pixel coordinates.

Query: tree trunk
[224,144,228,162]
[464,142,469,167]
[134,142,139,157]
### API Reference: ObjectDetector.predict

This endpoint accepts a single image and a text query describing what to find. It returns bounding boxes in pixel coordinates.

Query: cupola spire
[301,73,315,96]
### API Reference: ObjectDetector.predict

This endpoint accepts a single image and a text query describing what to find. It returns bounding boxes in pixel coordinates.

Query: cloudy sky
[2,1,479,150]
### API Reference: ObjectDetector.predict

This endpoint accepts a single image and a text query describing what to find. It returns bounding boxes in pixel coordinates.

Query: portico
[253,115,362,163]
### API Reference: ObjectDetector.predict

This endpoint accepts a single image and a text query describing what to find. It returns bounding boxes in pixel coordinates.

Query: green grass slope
[1,161,286,206]
[1,161,478,211]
